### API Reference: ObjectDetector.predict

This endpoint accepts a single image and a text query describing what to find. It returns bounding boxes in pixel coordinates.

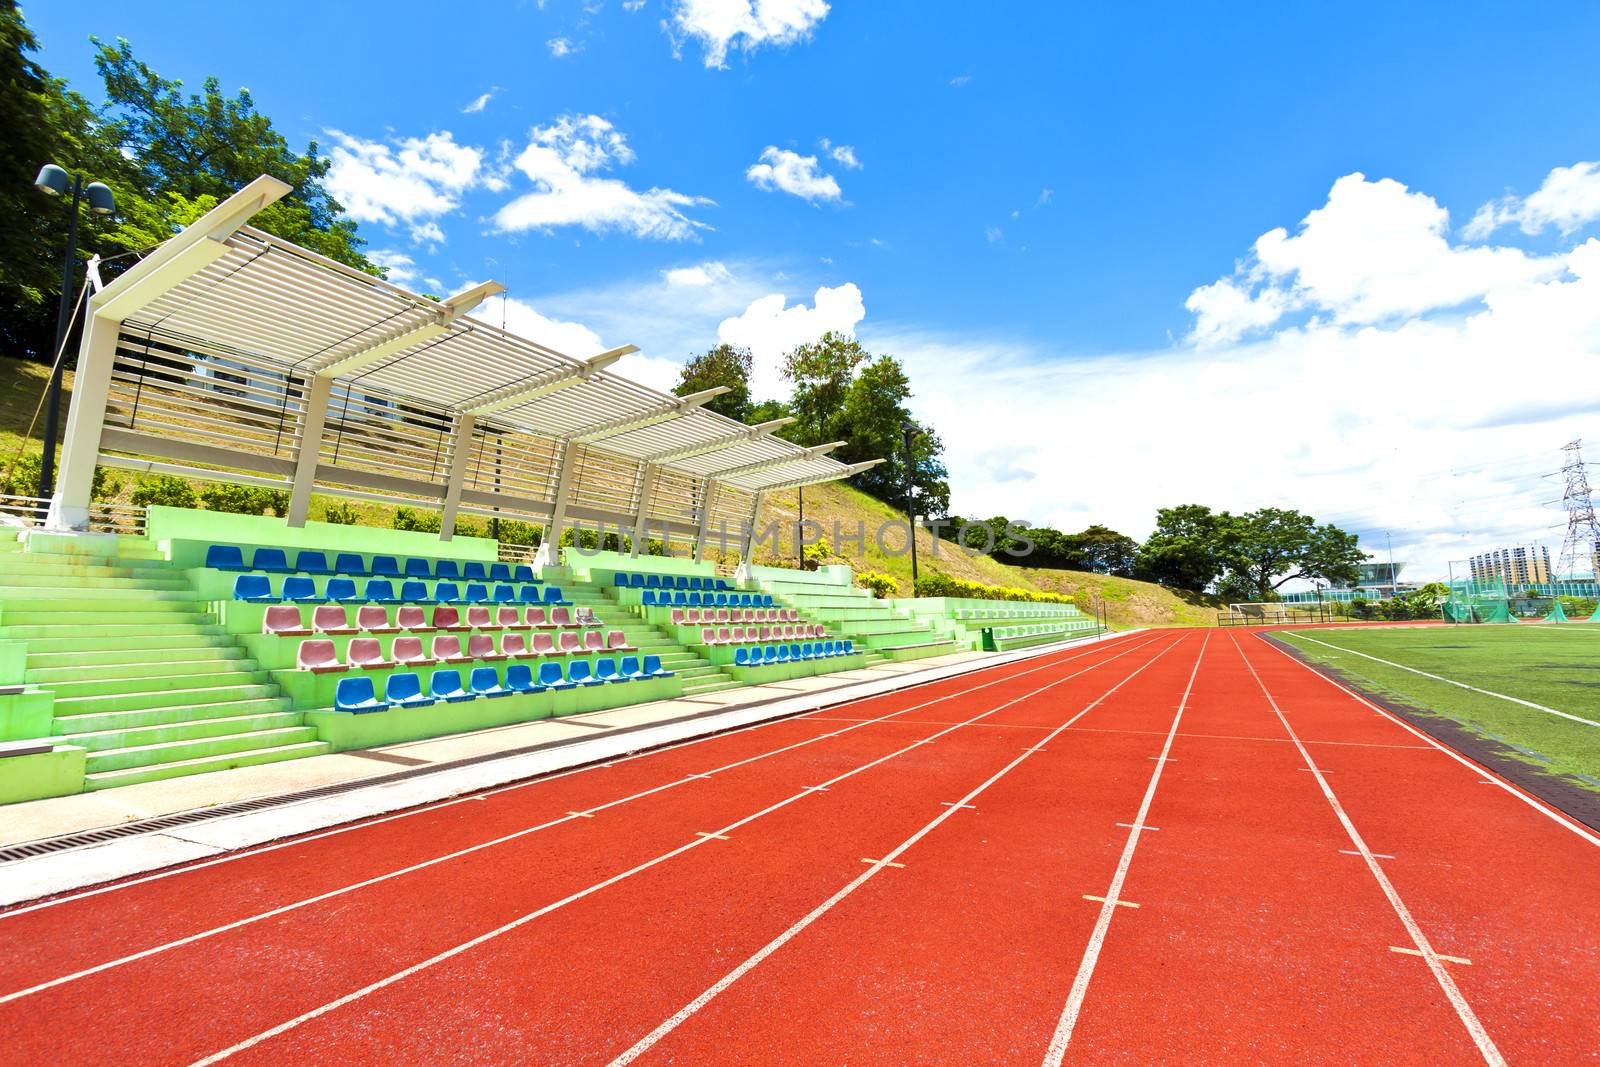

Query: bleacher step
[84,740,331,790]
[33,666,262,694]
[53,682,280,716]
[84,726,319,773]
[60,711,306,752]
[52,696,295,734]
[25,645,245,671]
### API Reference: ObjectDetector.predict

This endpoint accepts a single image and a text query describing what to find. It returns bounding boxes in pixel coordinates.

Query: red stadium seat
[297,639,347,673]
[264,605,310,636]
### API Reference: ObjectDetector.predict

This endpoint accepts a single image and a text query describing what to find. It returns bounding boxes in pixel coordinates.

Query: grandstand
[0,177,1110,807]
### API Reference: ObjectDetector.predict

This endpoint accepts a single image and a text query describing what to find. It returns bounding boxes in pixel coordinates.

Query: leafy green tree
[674,343,752,421]
[1134,504,1231,592]
[744,398,792,428]
[1064,524,1139,576]
[1219,507,1363,600]
[782,331,867,446]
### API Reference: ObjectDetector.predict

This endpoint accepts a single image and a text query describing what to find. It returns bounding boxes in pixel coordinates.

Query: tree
[674,343,752,421]
[1219,507,1363,600]
[783,330,867,446]
[1134,504,1231,592]
[1064,524,1139,576]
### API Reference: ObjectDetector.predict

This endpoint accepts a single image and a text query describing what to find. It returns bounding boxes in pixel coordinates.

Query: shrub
[801,535,832,571]
[855,570,899,599]
[199,482,291,516]
[912,571,1074,605]
[322,500,359,525]
[130,474,198,509]
[494,518,540,546]
[452,517,485,539]
[393,507,443,533]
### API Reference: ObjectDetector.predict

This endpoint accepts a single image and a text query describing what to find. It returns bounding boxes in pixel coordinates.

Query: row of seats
[236,575,568,607]
[264,604,595,636]
[953,606,1077,621]
[641,590,773,608]
[701,624,826,646]
[669,607,799,625]
[298,630,635,672]
[732,642,854,666]
[207,545,538,583]
[334,656,674,713]
[611,572,733,591]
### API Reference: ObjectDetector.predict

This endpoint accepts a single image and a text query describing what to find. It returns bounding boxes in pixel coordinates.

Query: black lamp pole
[903,424,919,588]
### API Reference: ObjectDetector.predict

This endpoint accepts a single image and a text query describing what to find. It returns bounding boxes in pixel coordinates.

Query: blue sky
[25,2,1600,580]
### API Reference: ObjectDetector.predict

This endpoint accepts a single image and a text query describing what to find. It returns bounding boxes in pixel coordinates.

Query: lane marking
[1342,849,1395,859]
[1116,823,1157,831]
[862,858,905,869]
[1391,946,1471,966]
[191,636,1182,1064]
[1287,633,1600,729]
[940,802,976,810]
[0,632,1147,923]
[1043,634,1208,1065]
[1066,725,1431,750]
[1234,635,1505,1067]
[695,832,730,842]
[802,785,829,793]
[1082,895,1139,909]
[565,811,595,818]
[1259,636,1600,851]
[0,638,1164,1005]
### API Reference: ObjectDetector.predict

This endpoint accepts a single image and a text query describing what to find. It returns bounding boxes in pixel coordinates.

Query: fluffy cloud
[493,114,712,240]
[547,36,580,57]
[1186,173,1562,345]
[667,0,829,68]
[746,147,842,202]
[472,292,606,361]
[717,283,865,399]
[1466,160,1600,238]
[662,261,735,287]
[368,249,420,286]
[819,138,861,170]
[461,91,493,114]
[325,130,483,229]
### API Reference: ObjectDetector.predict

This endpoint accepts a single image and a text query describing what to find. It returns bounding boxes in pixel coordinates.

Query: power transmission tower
[1554,439,1600,586]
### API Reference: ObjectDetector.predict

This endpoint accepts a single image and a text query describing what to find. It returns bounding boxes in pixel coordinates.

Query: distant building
[1469,545,1551,586]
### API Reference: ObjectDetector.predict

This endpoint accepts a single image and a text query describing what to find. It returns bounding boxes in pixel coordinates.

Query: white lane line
[1287,633,1600,729]
[1233,635,1505,1067]
[607,637,1189,1067]
[1082,895,1139,909]
[695,833,730,842]
[1342,849,1395,859]
[191,636,1180,1065]
[1,633,1144,923]
[1116,823,1157,831]
[1392,946,1471,966]
[940,802,976,810]
[861,858,905,869]
[1259,636,1600,851]
[1043,634,1208,1065]
[0,640,1160,1006]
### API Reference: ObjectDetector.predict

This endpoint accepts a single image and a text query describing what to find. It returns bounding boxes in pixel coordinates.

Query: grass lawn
[1279,624,1600,792]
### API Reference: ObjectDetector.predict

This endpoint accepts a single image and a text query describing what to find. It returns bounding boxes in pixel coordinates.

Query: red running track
[0,628,1595,1065]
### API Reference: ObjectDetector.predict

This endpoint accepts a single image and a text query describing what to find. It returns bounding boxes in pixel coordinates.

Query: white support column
[437,412,476,541]
[734,490,765,581]
[285,374,334,527]
[629,462,658,557]
[46,316,119,530]
[533,442,579,568]
[694,479,720,563]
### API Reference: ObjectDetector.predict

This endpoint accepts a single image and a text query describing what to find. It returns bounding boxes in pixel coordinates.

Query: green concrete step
[53,682,280,716]
[54,695,294,734]
[30,661,260,689]
[0,586,201,605]
[877,641,959,662]
[26,645,245,670]
[0,565,193,587]
[84,739,331,790]
[61,710,306,752]
[682,679,744,695]
[3,628,225,649]
[85,726,319,773]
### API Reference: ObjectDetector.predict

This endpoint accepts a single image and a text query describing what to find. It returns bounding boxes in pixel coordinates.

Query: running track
[1,629,1596,1064]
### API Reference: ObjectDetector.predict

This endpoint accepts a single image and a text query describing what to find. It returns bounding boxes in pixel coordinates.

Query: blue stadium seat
[718,579,733,591]
[295,551,332,575]
[326,578,361,603]
[685,592,700,607]
[370,555,401,578]
[206,545,247,571]
[642,654,673,678]
[334,675,385,713]
[460,561,486,582]
[594,658,625,684]
[841,639,854,655]
[234,574,278,602]
[364,579,398,604]
[644,575,661,589]
[334,553,367,576]
[492,584,516,604]
[619,655,646,680]
[642,591,658,607]
[429,669,474,703]
[687,577,703,591]
[790,643,804,660]
[400,580,429,602]
[463,583,490,604]
[280,576,318,603]
[536,661,576,691]
[542,586,565,605]
[385,673,435,708]
[674,576,689,590]
[505,663,536,693]
[433,582,461,604]
[672,592,688,607]
[734,647,752,667]
[513,565,536,584]
[567,661,603,687]
[489,563,511,583]
[470,666,512,698]
[613,573,629,587]
[253,548,289,573]
[518,586,542,605]
[433,559,460,580]
[627,574,645,588]
[405,558,433,579]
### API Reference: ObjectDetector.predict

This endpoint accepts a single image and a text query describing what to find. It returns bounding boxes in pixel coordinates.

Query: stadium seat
[734,647,752,667]
[431,635,471,663]
[392,636,428,666]
[641,591,658,607]
[313,605,357,635]
[253,548,290,573]
[370,555,401,578]
[347,637,392,670]
[536,661,576,691]
[717,627,733,644]
[542,586,565,604]
[463,583,490,605]
[206,545,248,571]
[363,579,398,604]
[550,607,573,628]
[470,666,511,698]
[627,574,645,588]
[282,576,320,603]
[400,580,429,603]
[557,631,583,654]
[567,661,603,687]
[493,584,516,604]
[619,655,646,680]
[429,669,474,703]
[334,675,385,713]
[468,633,505,661]
[506,663,536,694]
[526,606,550,628]
[501,633,534,659]
[672,592,689,607]
[296,551,332,575]
[334,553,367,576]
[514,565,536,583]
[297,639,346,673]
[433,582,461,604]
[405,558,433,579]
[357,605,398,633]
[674,576,689,590]
[518,586,543,605]
[594,658,624,683]
[702,627,719,646]
[642,655,672,678]
[613,573,629,587]
[644,575,661,589]
[463,561,489,582]
[583,631,605,652]
[842,639,854,655]
[465,605,493,630]
[606,630,633,652]
[396,605,432,632]
[264,605,310,636]
[433,606,471,633]
[489,563,512,582]
[670,609,686,625]
[433,560,460,580]
[529,632,557,656]
[497,606,529,630]
[234,574,277,603]
[385,672,434,708]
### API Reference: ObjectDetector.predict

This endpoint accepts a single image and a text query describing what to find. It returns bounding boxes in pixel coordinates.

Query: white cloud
[493,114,712,240]
[985,226,1002,244]
[368,249,420,285]
[717,283,865,399]
[461,91,494,114]
[746,146,842,202]
[325,130,483,227]
[1185,172,1562,345]
[623,0,646,10]
[662,261,734,287]
[667,0,829,68]
[472,292,606,360]
[409,221,446,246]
[949,74,970,87]
[1466,160,1600,239]
[819,138,861,170]
[547,36,580,57]
[1036,187,1052,206]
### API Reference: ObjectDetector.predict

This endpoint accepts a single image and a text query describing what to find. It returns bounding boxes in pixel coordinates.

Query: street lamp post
[33,163,115,511]
[903,424,919,589]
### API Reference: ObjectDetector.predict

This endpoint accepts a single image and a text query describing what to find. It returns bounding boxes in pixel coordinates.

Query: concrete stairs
[562,577,744,697]
[0,544,329,790]
[755,577,957,662]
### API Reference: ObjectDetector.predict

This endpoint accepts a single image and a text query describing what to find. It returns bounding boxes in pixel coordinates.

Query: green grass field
[1280,624,1600,793]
